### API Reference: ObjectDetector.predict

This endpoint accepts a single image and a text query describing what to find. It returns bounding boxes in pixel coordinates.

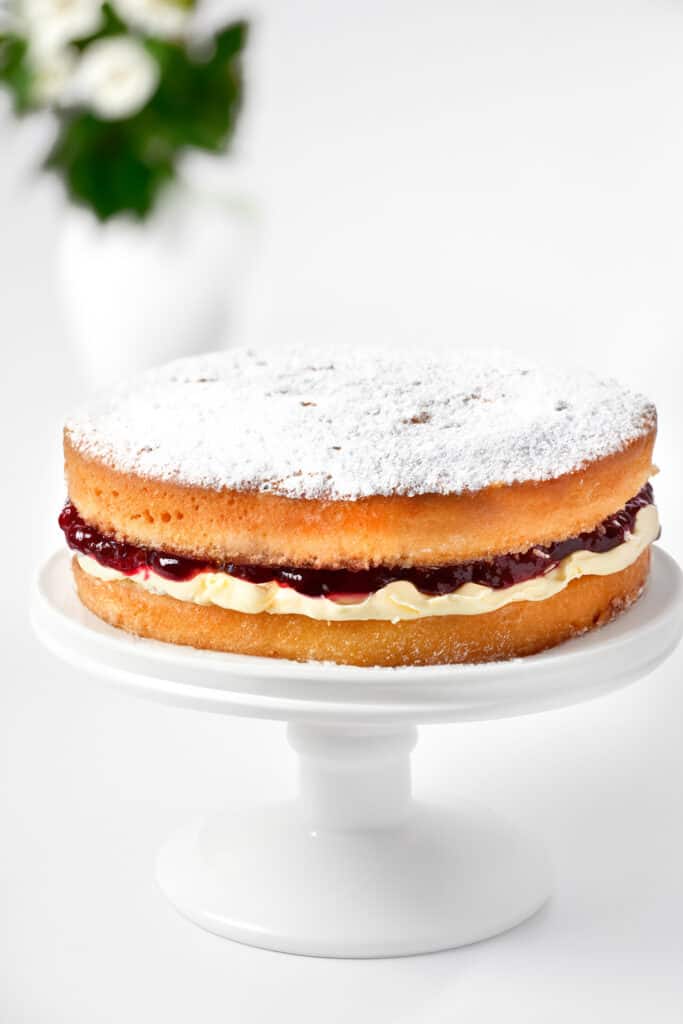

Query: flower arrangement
[0,0,248,219]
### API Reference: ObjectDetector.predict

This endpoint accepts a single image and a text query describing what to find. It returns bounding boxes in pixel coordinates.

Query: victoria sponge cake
[59,346,658,666]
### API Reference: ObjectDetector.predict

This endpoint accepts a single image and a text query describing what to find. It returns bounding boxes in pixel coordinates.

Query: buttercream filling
[66,500,659,623]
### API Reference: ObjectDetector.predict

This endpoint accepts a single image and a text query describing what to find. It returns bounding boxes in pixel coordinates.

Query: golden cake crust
[64,429,656,569]
[72,549,650,667]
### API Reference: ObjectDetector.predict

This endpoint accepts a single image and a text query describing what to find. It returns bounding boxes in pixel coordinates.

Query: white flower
[67,36,159,120]
[113,0,191,38]
[30,42,76,104]
[23,0,102,50]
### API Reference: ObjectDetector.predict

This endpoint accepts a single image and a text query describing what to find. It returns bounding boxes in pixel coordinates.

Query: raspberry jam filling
[59,484,654,600]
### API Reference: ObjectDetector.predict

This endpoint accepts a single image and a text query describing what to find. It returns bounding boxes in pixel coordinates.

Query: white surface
[32,551,683,957]
[3,0,683,1017]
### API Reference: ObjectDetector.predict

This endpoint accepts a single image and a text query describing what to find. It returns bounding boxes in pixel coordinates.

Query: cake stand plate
[32,549,683,957]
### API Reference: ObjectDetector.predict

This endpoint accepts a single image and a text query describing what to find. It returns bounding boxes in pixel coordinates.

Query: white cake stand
[32,549,683,958]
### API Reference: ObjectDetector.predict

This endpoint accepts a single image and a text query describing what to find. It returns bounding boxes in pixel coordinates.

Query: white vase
[58,182,256,388]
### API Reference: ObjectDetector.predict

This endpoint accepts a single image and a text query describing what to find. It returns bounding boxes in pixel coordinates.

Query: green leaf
[45,114,174,220]
[214,21,249,62]
[144,21,248,154]
[0,33,34,113]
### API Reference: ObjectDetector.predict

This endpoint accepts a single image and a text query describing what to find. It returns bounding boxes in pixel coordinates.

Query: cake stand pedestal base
[157,724,550,957]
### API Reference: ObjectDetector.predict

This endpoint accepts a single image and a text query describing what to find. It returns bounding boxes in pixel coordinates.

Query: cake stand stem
[157,717,552,956]
[287,722,417,830]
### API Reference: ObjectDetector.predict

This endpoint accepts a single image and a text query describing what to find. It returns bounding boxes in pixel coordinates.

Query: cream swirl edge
[76,504,659,623]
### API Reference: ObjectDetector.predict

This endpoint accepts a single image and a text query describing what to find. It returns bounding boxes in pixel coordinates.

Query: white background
[2,0,683,1020]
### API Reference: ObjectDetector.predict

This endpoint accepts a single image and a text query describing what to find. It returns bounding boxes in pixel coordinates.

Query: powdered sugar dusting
[65,347,655,500]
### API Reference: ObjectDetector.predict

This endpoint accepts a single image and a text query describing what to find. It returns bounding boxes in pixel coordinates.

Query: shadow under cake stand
[32,548,683,958]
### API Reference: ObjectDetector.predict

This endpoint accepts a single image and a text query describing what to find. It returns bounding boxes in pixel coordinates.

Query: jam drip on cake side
[60,485,654,599]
